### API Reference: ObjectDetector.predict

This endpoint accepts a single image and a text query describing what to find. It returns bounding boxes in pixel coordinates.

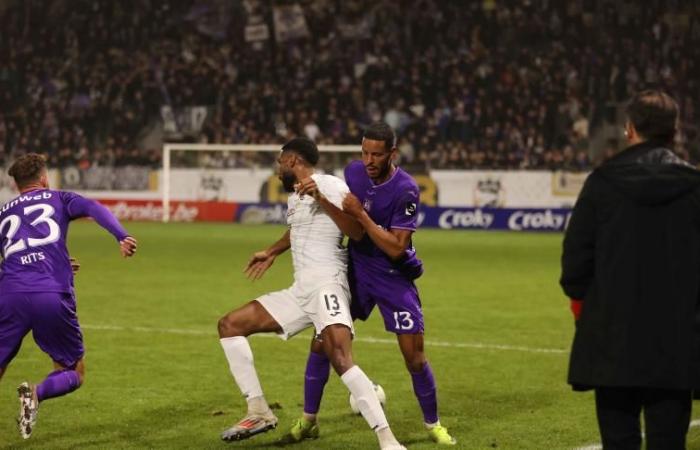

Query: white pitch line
[357,335,567,354]
[574,443,602,450]
[573,419,700,450]
[82,323,567,355]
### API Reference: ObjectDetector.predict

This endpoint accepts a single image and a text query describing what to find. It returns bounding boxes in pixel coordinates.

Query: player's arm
[296,178,364,241]
[342,193,412,260]
[264,229,291,257]
[244,229,290,280]
[64,193,137,258]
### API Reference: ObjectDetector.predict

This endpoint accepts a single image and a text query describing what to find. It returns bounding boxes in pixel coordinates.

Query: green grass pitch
[1,222,699,449]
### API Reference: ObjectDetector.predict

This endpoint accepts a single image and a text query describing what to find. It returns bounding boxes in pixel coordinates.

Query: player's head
[624,90,678,146]
[8,153,49,191]
[362,122,397,181]
[278,137,319,192]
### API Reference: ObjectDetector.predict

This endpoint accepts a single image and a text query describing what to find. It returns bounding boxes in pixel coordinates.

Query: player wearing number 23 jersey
[0,153,137,440]
[0,190,123,293]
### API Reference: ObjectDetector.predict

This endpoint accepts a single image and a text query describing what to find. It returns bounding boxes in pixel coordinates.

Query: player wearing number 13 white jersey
[287,170,349,285]
[260,169,351,339]
[216,138,406,449]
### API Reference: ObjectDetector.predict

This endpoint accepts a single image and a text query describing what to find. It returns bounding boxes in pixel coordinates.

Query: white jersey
[286,174,349,280]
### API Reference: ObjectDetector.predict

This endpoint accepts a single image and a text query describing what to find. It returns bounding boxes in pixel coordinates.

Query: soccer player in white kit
[216,138,406,450]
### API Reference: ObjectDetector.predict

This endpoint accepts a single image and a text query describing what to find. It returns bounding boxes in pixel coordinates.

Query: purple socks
[304,351,330,414]
[36,369,81,402]
[411,362,439,424]
[303,350,440,424]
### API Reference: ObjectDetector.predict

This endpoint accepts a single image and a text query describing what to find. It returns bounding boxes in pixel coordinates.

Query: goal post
[161,143,361,222]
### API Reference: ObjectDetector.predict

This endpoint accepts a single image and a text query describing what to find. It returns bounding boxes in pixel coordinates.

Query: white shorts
[257,279,354,340]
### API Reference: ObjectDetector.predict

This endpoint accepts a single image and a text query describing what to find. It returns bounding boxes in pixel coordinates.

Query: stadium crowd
[0,0,698,171]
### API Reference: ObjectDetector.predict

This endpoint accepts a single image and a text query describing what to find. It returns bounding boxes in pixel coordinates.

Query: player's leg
[321,323,404,450]
[289,276,374,437]
[303,337,328,421]
[18,357,86,438]
[30,292,85,401]
[22,292,84,439]
[312,282,405,450]
[0,293,29,435]
[396,334,434,413]
[217,299,285,399]
[1,338,27,384]
[217,293,308,441]
[34,358,85,402]
[279,336,327,443]
[377,282,456,445]
[0,292,31,384]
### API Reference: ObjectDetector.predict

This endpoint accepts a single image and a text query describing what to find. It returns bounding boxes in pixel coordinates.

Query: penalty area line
[573,419,700,450]
[81,323,567,355]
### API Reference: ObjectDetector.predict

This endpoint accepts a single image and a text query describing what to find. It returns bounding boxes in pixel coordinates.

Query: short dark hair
[281,137,319,166]
[363,122,396,151]
[626,90,679,144]
[8,153,47,188]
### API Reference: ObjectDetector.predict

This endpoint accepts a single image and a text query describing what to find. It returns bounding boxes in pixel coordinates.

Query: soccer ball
[349,383,386,414]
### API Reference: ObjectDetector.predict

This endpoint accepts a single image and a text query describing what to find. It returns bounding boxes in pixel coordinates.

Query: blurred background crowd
[0,0,698,171]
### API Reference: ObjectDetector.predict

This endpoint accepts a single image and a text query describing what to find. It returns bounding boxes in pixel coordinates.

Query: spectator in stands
[0,1,698,170]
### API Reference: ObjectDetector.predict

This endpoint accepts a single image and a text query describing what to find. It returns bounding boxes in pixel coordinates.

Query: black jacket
[561,141,700,391]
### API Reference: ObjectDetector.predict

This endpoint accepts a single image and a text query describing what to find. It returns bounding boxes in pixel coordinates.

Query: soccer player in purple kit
[0,153,137,439]
[283,122,456,445]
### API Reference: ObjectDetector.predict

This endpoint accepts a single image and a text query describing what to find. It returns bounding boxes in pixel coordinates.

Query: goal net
[161,143,360,222]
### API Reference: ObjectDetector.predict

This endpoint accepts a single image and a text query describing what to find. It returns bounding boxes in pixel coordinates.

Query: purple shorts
[349,267,424,335]
[0,292,84,369]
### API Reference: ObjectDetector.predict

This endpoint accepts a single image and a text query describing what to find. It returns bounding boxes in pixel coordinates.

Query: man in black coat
[561,90,700,450]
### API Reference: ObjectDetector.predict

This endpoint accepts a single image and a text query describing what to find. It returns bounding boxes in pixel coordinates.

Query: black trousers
[595,387,691,450]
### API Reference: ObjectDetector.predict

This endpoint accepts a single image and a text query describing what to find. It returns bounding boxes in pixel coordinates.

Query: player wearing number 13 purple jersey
[343,155,424,329]
[0,154,137,440]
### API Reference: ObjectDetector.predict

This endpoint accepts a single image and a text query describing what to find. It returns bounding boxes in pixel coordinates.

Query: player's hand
[120,237,138,258]
[342,193,364,217]
[70,257,80,275]
[296,177,322,201]
[244,250,275,280]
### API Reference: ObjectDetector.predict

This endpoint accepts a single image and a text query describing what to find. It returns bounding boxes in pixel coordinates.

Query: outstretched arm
[244,229,290,280]
[66,195,137,257]
[342,193,412,260]
[296,177,364,241]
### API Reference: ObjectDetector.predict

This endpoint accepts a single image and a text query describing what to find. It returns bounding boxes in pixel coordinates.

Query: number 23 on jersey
[0,203,61,258]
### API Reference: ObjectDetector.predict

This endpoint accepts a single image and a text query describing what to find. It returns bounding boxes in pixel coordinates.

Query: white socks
[220,336,267,412]
[341,366,400,448]
[220,337,399,447]
[426,420,441,429]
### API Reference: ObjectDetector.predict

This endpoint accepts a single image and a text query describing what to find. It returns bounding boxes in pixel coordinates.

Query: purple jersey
[344,160,423,279]
[0,189,129,293]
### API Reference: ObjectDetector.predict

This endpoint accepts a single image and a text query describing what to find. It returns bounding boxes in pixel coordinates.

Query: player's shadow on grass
[4,394,460,449]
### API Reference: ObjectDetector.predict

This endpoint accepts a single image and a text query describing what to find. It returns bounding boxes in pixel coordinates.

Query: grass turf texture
[1,222,698,449]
